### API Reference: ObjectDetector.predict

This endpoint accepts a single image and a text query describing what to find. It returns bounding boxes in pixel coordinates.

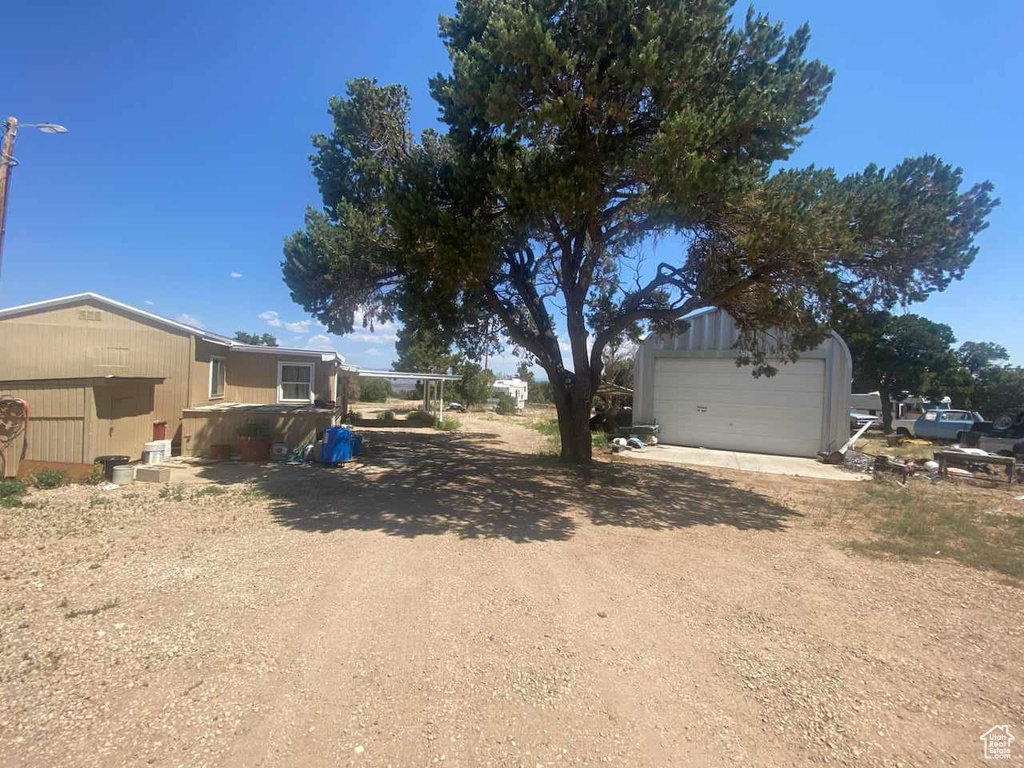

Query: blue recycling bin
[322,426,352,465]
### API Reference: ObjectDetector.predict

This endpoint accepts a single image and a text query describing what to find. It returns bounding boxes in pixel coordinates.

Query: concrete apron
[622,444,867,482]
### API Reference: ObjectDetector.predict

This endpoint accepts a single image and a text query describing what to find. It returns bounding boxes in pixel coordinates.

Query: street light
[0,116,69,284]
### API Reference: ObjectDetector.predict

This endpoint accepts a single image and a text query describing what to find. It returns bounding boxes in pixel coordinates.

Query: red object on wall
[153,421,168,440]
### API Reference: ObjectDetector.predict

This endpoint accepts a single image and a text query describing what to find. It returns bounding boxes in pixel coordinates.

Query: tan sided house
[0,293,358,477]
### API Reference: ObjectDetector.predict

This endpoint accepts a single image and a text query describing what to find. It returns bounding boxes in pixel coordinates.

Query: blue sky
[3,0,1022,371]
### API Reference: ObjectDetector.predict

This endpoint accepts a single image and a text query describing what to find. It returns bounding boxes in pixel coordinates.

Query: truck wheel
[896,428,911,438]
[994,414,1015,432]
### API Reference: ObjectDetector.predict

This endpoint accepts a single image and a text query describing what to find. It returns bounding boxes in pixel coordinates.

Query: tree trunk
[880,388,895,434]
[551,381,593,464]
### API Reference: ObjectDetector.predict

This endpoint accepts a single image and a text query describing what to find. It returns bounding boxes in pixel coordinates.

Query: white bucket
[111,465,134,485]
[145,440,172,462]
[143,450,162,465]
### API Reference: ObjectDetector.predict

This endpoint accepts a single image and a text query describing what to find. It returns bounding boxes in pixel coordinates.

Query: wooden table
[934,451,1016,485]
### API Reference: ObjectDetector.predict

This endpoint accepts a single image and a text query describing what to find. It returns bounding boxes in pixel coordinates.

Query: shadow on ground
[194,429,801,543]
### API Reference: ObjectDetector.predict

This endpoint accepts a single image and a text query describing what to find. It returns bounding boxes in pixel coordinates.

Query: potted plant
[236,421,273,462]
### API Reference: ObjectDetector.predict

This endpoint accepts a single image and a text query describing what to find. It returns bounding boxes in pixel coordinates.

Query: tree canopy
[283,0,997,462]
[957,341,1010,375]
[393,323,458,374]
[838,310,965,432]
[955,341,1023,420]
[233,331,278,346]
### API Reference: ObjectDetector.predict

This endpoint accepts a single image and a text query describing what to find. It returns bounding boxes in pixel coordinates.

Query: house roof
[0,292,358,369]
[0,292,235,344]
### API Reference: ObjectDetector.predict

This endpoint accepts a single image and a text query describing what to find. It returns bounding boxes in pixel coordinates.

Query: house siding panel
[191,348,332,406]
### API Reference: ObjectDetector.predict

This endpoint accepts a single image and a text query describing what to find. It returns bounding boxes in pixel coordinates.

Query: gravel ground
[1,412,1021,767]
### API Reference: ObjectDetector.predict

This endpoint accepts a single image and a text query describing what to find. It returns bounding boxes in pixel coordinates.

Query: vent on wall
[78,309,102,322]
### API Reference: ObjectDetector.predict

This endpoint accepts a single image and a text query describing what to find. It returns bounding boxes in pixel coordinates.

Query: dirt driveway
[1,416,1021,767]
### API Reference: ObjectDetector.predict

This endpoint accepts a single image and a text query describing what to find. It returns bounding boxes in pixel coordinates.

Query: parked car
[892,409,985,441]
[849,410,880,431]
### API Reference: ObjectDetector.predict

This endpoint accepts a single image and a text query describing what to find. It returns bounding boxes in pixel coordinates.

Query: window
[209,357,226,399]
[940,411,967,421]
[923,411,938,421]
[278,362,314,403]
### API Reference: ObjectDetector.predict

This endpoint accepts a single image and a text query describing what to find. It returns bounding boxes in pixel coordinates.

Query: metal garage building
[633,308,852,458]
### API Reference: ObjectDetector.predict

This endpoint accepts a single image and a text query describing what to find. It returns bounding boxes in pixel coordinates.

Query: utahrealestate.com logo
[980,725,1014,760]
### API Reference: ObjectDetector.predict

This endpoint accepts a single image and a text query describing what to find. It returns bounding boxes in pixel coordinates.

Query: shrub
[406,410,436,426]
[32,469,69,489]
[527,380,553,404]
[376,410,396,421]
[84,463,107,486]
[346,410,362,421]
[0,478,27,508]
[192,485,227,498]
[495,393,518,416]
[437,416,461,432]
[358,378,392,402]
[237,421,272,438]
[159,484,186,502]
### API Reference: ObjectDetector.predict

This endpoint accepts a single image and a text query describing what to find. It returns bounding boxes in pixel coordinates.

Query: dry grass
[528,417,609,455]
[839,479,1024,580]
[854,435,938,461]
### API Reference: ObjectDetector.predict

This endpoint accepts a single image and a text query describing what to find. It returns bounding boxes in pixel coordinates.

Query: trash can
[95,455,131,481]
[321,427,352,466]
[111,465,135,486]
[351,435,363,457]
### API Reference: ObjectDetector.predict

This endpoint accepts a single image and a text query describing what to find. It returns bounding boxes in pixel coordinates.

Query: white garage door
[653,358,825,457]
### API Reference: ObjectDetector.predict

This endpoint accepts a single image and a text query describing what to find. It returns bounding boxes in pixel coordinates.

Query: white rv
[493,378,528,410]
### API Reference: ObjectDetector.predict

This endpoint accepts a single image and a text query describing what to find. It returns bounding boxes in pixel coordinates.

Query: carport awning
[356,369,461,382]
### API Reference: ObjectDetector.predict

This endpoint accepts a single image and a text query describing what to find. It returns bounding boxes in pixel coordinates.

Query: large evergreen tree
[283,0,996,463]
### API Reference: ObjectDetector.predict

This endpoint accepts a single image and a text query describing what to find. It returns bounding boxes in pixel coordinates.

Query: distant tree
[972,365,1024,421]
[515,360,536,384]
[357,377,392,402]
[393,323,458,374]
[283,1,997,463]
[528,380,553,404]
[957,341,1010,375]
[837,310,963,433]
[451,360,495,407]
[953,341,1022,419]
[234,331,278,346]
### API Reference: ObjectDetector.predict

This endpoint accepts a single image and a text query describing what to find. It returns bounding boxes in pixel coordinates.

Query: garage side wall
[633,309,851,455]
[0,381,89,476]
[0,300,194,445]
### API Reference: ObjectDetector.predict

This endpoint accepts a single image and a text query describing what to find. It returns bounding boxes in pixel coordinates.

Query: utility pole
[0,117,18,283]
[0,117,67,286]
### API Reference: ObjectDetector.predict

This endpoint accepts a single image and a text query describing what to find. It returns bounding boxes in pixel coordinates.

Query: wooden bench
[934,451,1016,485]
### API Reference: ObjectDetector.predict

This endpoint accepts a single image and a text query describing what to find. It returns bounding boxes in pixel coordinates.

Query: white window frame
[209,356,226,400]
[277,361,315,404]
